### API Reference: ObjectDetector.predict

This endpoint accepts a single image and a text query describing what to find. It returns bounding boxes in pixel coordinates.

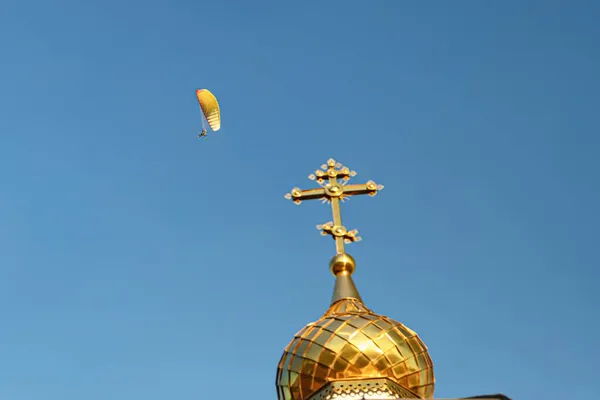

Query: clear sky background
[1,1,598,399]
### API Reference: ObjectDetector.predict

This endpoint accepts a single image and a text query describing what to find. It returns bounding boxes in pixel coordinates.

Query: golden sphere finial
[329,253,356,276]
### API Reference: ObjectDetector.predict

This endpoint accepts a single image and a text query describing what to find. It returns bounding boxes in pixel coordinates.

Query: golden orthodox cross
[284,158,384,255]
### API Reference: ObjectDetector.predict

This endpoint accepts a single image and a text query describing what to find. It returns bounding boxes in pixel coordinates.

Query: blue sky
[1,1,599,399]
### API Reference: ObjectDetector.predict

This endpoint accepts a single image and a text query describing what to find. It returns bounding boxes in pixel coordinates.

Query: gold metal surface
[284,158,384,255]
[276,298,435,400]
[308,378,420,400]
[329,254,362,304]
[278,158,434,400]
[329,253,356,276]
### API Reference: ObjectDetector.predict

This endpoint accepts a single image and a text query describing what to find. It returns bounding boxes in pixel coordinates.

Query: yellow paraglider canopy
[196,89,221,132]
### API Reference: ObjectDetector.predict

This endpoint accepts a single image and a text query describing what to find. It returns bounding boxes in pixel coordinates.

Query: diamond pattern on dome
[276,299,435,400]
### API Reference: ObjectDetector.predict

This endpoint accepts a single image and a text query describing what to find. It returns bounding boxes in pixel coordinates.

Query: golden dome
[276,257,435,400]
[279,159,434,399]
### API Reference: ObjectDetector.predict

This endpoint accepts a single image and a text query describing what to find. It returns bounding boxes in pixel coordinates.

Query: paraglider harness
[197,129,208,139]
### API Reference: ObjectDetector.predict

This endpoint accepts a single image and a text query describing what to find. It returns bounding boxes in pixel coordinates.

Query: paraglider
[195,89,221,139]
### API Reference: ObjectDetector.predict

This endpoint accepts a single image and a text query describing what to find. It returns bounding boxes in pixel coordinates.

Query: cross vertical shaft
[330,194,344,254]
